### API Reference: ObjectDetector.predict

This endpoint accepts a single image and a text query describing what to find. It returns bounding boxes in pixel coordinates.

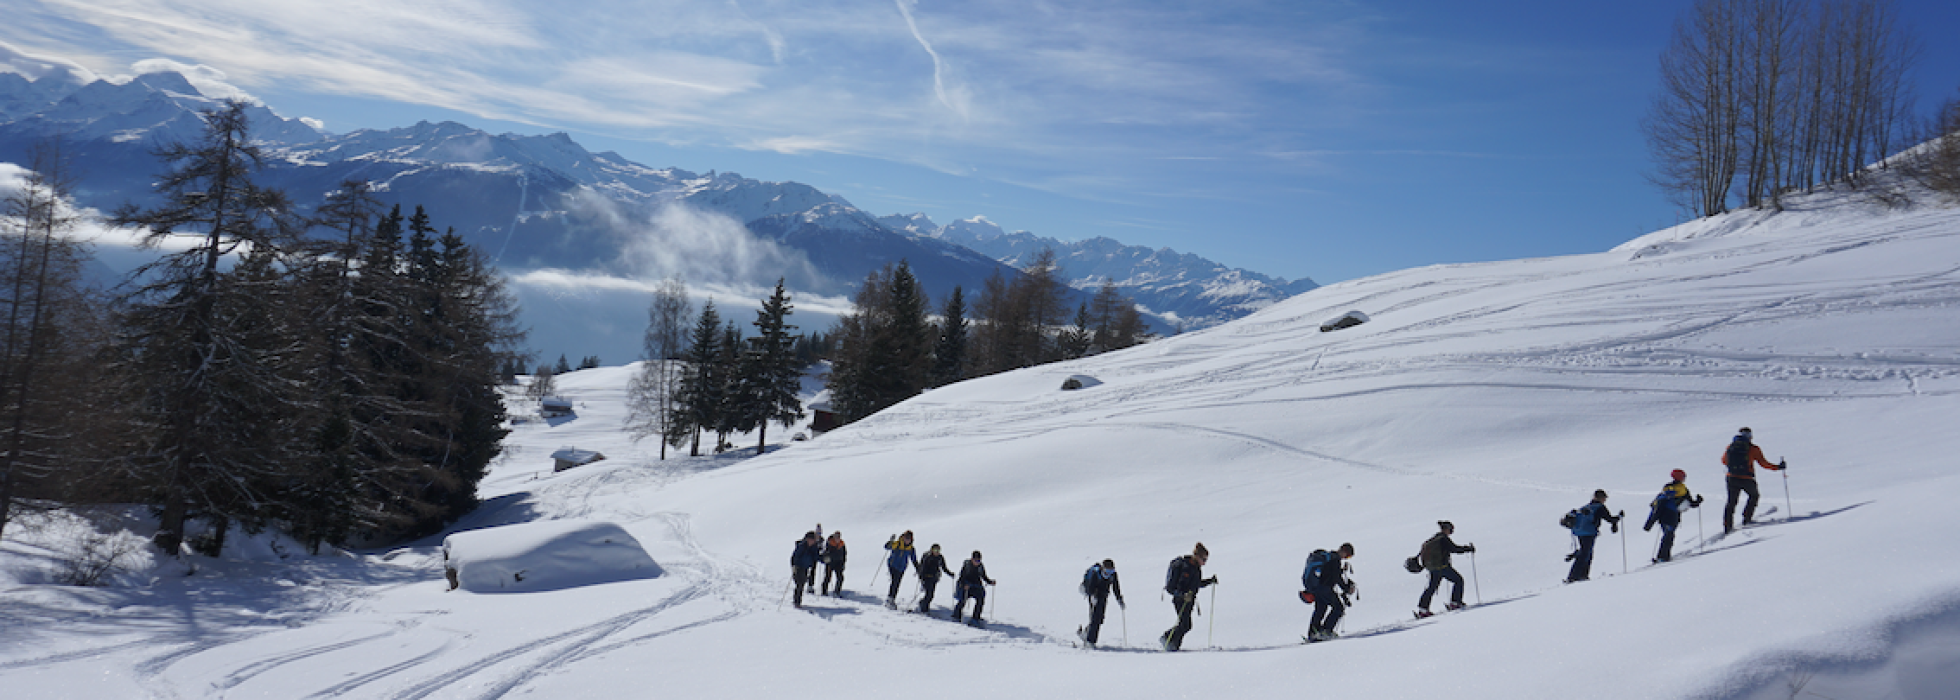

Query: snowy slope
[4,185,1959,699]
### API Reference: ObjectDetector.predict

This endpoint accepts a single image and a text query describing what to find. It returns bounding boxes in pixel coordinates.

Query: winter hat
[971,550,983,559]
[1594,489,1609,500]
[1670,469,1687,481]
[1102,559,1115,569]
[1437,520,1454,531]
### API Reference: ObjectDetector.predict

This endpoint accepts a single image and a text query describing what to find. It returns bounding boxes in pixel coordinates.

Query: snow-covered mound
[443,520,661,593]
[3,186,1958,699]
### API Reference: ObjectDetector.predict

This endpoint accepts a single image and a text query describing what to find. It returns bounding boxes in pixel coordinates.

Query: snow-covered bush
[442,520,661,593]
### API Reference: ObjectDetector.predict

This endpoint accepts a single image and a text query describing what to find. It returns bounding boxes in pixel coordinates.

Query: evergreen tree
[827,261,932,424]
[929,286,968,388]
[108,100,306,555]
[715,320,744,451]
[1059,303,1093,359]
[736,279,804,454]
[674,301,724,456]
[555,354,572,374]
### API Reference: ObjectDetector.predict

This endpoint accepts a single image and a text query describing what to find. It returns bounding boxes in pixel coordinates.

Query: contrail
[893,0,964,119]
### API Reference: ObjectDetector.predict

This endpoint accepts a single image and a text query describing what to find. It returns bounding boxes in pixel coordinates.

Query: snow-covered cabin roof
[549,448,604,465]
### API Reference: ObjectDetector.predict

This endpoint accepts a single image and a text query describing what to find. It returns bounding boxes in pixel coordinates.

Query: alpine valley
[0,69,1317,363]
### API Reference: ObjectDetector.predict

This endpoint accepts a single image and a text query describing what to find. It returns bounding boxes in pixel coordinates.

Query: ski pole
[989,583,998,618]
[1780,460,1792,520]
[1121,603,1129,646]
[778,577,794,611]
[1619,511,1628,574]
[1207,584,1217,649]
[1469,551,1481,605]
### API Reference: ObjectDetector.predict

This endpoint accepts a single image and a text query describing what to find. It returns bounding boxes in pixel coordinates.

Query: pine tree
[108,100,306,556]
[827,261,932,423]
[674,301,724,456]
[737,279,804,454]
[929,286,968,388]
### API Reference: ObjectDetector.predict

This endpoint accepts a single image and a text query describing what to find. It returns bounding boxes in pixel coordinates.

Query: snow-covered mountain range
[0,70,1316,351]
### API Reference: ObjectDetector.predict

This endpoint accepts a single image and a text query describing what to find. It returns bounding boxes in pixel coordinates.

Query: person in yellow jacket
[1643,470,1702,562]
[1721,428,1784,533]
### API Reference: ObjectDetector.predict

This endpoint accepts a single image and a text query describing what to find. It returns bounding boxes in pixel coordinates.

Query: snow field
[3,185,1959,698]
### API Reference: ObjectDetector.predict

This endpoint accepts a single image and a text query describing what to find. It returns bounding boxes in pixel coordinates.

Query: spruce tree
[737,279,804,454]
[929,286,968,388]
[674,301,724,456]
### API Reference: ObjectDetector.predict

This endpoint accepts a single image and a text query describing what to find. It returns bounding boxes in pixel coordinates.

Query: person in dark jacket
[789,531,823,608]
[1644,470,1703,562]
[1159,543,1216,651]
[1305,543,1355,641]
[1079,559,1125,647]
[883,531,919,607]
[1565,490,1623,583]
[917,544,956,613]
[1416,522,1473,617]
[1721,427,1785,533]
[820,531,847,595]
[951,550,997,624]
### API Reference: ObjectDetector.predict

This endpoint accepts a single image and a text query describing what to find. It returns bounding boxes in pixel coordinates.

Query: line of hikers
[788,428,1791,646]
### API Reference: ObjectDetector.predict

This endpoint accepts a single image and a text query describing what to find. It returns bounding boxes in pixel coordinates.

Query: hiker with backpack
[1078,559,1125,647]
[1565,490,1622,583]
[1415,522,1473,618]
[820,531,847,595]
[1721,427,1785,533]
[916,544,956,613]
[1644,470,1703,562]
[1159,543,1216,651]
[883,531,920,607]
[1303,543,1355,641]
[951,550,997,624]
[790,531,823,608]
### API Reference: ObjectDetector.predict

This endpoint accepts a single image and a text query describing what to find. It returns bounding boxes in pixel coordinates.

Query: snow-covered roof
[549,448,604,464]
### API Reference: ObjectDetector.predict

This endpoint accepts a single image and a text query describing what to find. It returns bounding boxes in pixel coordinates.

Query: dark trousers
[1419,567,1464,610]
[821,564,844,594]
[886,565,905,600]
[1085,594,1110,644]
[919,576,940,611]
[1656,521,1678,562]
[953,583,986,620]
[1164,592,1198,650]
[1310,585,1345,633]
[791,565,812,607]
[1567,535,1597,582]
[1724,476,1761,531]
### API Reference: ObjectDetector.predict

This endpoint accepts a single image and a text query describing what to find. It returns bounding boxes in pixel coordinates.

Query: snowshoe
[1413,610,1435,619]
[1445,602,1466,611]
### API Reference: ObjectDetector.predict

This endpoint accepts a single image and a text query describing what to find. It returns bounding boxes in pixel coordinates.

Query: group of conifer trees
[0,100,524,555]
[826,251,1148,425]
[626,277,807,458]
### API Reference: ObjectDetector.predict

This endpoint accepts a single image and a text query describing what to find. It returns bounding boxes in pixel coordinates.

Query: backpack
[1302,549,1331,589]
[1559,509,1580,529]
[1726,440,1753,476]
[1081,565,1101,598]
[1164,557,1184,595]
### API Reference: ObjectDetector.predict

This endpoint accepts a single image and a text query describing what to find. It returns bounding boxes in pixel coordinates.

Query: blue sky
[3,0,1957,286]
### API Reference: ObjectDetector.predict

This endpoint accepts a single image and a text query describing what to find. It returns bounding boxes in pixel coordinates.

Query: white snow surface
[5,186,1960,699]
[442,520,661,593]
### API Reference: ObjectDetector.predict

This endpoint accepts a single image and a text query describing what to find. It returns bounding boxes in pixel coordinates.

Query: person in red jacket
[1721,427,1785,533]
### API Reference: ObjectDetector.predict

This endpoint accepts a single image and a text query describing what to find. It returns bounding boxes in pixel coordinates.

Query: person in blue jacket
[789,531,823,608]
[883,531,919,607]
[1565,490,1623,583]
[1643,470,1703,563]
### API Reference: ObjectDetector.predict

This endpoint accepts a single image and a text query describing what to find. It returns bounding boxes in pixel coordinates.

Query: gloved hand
[1611,523,1620,533]
[1118,598,1126,609]
[1465,544,1476,553]
[1692,495,1704,507]
[1643,522,1653,532]
[1204,576,1218,585]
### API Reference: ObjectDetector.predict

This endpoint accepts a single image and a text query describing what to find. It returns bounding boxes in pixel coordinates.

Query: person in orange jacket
[1721,427,1784,533]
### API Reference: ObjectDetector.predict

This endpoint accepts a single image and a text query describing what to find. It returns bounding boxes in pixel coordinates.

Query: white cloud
[0,39,100,83]
[130,58,260,103]
[298,116,325,130]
